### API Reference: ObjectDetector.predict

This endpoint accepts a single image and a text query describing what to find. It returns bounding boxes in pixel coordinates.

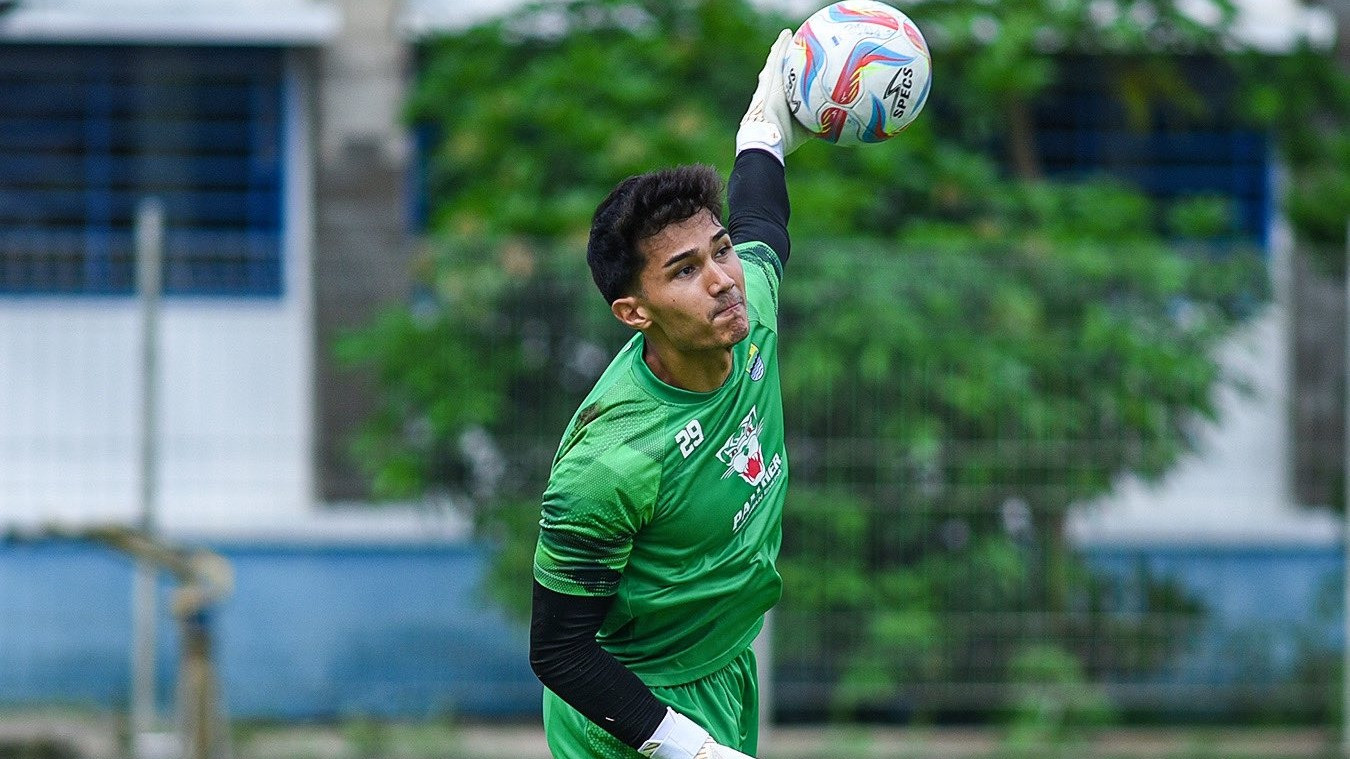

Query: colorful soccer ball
[784,0,933,146]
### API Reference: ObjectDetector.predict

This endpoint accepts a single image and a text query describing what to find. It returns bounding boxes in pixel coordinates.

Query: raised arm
[731,28,809,268]
[728,149,790,266]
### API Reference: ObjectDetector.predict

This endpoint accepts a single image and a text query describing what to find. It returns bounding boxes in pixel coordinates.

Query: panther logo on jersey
[717,407,767,486]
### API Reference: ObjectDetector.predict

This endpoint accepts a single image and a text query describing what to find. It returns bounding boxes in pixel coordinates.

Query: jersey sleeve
[737,240,782,321]
[533,426,662,597]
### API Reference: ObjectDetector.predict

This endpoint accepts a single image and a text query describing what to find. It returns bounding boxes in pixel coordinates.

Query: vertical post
[284,49,318,509]
[180,606,214,759]
[132,198,165,759]
[754,610,773,747]
[1343,216,1350,759]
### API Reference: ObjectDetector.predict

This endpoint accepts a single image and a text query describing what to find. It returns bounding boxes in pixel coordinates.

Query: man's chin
[723,320,751,347]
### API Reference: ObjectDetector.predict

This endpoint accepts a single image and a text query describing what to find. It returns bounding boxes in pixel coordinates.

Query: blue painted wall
[0,540,1341,720]
[1088,544,1342,707]
[0,541,539,719]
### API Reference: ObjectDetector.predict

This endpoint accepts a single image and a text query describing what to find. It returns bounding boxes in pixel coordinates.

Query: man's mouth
[712,298,744,319]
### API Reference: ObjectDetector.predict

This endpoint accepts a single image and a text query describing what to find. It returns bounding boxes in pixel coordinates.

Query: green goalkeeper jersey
[533,241,788,688]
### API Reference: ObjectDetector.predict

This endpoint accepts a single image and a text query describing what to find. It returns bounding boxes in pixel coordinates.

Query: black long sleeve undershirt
[528,148,792,750]
[728,148,790,267]
[529,581,666,748]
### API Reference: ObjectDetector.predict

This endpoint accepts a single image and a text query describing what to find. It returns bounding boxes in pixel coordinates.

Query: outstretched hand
[737,28,812,163]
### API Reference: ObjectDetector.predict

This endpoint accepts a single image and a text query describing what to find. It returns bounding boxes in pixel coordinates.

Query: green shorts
[542,646,759,759]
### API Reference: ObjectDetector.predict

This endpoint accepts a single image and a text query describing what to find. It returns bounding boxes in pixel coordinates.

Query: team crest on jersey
[746,343,766,381]
[717,407,768,486]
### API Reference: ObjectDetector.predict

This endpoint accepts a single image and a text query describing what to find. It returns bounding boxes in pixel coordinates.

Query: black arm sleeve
[529,581,667,748]
[728,148,791,267]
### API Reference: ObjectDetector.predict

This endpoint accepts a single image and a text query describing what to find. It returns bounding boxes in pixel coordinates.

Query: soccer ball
[784,0,932,146]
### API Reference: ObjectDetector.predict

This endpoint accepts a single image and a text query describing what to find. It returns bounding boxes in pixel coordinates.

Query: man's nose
[707,261,735,293]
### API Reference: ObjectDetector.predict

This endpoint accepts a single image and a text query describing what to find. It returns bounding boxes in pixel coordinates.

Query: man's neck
[642,338,734,393]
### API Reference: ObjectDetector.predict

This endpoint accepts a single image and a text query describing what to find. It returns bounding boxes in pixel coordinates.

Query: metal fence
[404,236,1337,723]
[1,236,1344,727]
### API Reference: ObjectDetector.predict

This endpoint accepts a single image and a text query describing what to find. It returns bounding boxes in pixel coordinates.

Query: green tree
[1239,43,1350,271]
[342,0,1322,719]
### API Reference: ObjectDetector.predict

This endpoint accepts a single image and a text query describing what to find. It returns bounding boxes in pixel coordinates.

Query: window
[1034,55,1271,245]
[0,45,284,295]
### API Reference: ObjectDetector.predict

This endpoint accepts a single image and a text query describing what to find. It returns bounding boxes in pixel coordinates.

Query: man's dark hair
[587,165,724,304]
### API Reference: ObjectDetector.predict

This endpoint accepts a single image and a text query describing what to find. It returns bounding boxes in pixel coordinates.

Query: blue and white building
[0,0,336,534]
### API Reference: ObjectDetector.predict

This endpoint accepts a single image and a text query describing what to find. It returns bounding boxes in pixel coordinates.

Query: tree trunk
[1006,98,1042,180]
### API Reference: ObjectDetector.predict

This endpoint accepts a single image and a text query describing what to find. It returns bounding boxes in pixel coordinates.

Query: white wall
[0,300,312,534]
[1067,218,1342,546]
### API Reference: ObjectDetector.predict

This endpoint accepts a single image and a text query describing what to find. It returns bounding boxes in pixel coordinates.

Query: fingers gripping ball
[784,0,933,146]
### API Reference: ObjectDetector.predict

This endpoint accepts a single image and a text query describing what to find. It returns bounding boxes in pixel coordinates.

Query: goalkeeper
[529,31,809,759]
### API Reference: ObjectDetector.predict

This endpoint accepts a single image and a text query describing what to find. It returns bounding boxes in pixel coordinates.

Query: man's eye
[677,265,696,277]
[714,245,731,258]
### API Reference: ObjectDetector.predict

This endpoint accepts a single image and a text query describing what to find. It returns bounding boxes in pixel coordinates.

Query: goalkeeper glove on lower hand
[737,28,811,164]
[637,708,755,759]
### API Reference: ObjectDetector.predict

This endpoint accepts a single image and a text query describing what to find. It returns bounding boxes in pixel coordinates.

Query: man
[529,30,810,759]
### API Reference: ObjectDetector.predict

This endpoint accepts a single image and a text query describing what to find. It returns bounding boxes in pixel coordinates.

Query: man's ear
[611,295,651,331]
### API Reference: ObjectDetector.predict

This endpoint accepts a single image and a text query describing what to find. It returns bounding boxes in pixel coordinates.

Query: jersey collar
[627,333,749,406]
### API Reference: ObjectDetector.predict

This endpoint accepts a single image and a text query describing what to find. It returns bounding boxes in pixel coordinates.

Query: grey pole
[754,609,773,745]
[132,198,165,759]
[1343,216,1349,759]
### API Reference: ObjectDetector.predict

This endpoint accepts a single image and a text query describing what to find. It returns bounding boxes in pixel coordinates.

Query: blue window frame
[0,45,284,296]
[1034,55,1271,246]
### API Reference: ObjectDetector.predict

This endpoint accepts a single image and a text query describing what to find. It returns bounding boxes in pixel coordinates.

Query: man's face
[623,209,749,352]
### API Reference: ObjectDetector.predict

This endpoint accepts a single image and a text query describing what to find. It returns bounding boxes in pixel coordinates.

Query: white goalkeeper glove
[737,28,811,164]
[638,708,755,759]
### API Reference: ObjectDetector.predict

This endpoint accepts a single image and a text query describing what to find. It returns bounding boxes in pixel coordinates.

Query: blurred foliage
[774,209,1259,717]
[1001,644,1115,757]
[337,0,1329,720]
[1235,45,1350,270]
